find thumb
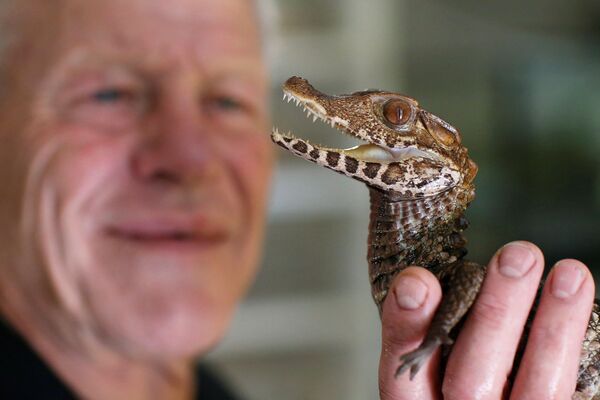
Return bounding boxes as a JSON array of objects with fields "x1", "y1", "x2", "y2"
[{"x1": 379, "y1": 267, "x2": 443, "y2": 400}]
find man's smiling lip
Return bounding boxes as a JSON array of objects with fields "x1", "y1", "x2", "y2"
[{"x1": 104, "y1": 217, "x2": 231, "y2": 248}]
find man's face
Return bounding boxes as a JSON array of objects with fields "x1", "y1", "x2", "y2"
[{"x1": 0, "y1": 0, "x2": 272, "y2": 358}]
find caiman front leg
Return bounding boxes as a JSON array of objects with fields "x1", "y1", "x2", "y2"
[{"x1": 395, "y1": 260, "x2": 486, "y2": 379}]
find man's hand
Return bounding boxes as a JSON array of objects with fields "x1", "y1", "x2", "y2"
[{"x1": 379, "y1": 241, "x2": 595, "y2": 399}]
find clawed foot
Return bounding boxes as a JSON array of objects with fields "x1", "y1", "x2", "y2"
[{"x1": 395, "y1": 335, "x2": 452, "y2": 380}]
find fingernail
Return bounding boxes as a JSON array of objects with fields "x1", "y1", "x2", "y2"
[
  {"x1": 497, "y1": 242, "x2": 535, "y2": 278},
  {"x1": 394, "y1": 274, "x2": 428, "y2": 310},
  {"x1": 551, "y1": 261, "x2": 585, "y2": 299}
]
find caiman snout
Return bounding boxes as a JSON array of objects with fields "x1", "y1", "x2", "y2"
[{"x1": 283, "y1": 76, "x2": 332, "y2": 104}]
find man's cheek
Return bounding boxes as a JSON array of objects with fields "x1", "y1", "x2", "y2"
[
  {"x1": 38, "y1": 139, "x2": 130, "y2": 261},
  {"x1": 227, "y1": 138, "x2": 273, "y2": 199},
  {"x1": 55, "y1": 135, "x2": 129, "y2": 187}
]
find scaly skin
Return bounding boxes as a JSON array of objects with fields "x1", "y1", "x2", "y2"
[{"x1": 271, "y1": 76, "x2": 600, "y2": 398}]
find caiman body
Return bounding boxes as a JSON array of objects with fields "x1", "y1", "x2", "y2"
[{"x1": 271, "y1": 76, "x2": 600, "y2": 399}]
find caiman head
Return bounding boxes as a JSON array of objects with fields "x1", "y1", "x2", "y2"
[{"x1": 272, "y1": 76, "x2": 478, "y2": 200}]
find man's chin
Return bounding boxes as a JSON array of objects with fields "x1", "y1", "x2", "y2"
[
  {"x1": 81, "y1": 233, "x2": 255, "y2": 360},
  {"x1": 92, "y1": 234, "x2": 238, "y2": 282},
  {"x1": 97, "y1": 293, "x2": 234, "y2": 360}
]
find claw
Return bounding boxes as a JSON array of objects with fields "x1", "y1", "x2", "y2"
[
  {"x1": 395, "y1": 346, "x2": 433, "y2": 380},
  {"x1": 394, "y1": 336, "x2": 451, "y2": 380}
]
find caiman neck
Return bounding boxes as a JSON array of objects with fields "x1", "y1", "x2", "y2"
[{"x1": 366, "y1": 185, "x2": 474, "y2": 306}]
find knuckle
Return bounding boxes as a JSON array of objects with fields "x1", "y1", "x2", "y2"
[
  {"x1": 380, "y1": 309, "x2": 434, "y2": 348},
  {"x1": 469, "y1": 291, "x2": 514, "y2": 330},
  {"x1": 528, "y1": 320, "x2": 565, "y2": 348}
]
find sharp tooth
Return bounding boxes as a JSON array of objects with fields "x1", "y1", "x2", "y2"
[
  {"x1": 312, "y1": 115, "x2": 318, "y2": 122},
  {"x1": 330, "y1": 120, "x2": 335, "y2": 128}
]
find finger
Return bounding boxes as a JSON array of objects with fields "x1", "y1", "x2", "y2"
[
  {"x1": 379, "y1": 267, "x2": 443, "y2": 400},
  {"x1": 511, "y1": 259, "x2": 595, "y2": 400},
  {"x1": 442, "y1": 241, "x2": 544, "y2": 400}
]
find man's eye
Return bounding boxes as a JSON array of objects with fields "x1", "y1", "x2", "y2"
[
  {"x1": 92, "y1": 88, "x2": 133, "y2": 103},
  {"x1": 63, "y1": 86, "x2": 145, "y2": 131},
  {"x1": 211, "y1": 96, "x2": 243, "y2": 111}
]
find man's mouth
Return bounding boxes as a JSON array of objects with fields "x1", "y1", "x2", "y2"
[{"x1": 105, "y1": 220, "x2": 229, "y2": 247}]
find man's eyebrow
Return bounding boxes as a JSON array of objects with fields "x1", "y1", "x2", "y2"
[
  {"x1": 35, "y1": 51, "x2": 142, "y2": 108},
  {"x1": 43, "y1": 50, "x2": 137, "y2": 81},
  {"x1": 40, "y1": 47, "x2": 266, "y2": 95}
]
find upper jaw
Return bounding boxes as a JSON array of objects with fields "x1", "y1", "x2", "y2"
[{"x1": 282, "y1": 89, "x2": 346, "y2": 129}]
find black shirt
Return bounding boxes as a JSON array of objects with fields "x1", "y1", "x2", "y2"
[{"x1": 0, "y1": 319, "x2": 240, "y2": 399}]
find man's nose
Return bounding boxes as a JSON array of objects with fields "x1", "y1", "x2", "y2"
[{"x1": 131, "y1": 97, "x2": 220, "y2": 185}]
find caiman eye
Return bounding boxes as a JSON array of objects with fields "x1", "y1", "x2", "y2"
[{"x1": 382, "y1": 99, "x2": 412, "y2": 126}]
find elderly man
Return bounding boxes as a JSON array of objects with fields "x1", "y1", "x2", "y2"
[
  {"x1": 0, "y1": 0, "x2": 272, "y2": 398},
  {"x1": 0, "y1": 0, "x2": 594, "y2": 399}
]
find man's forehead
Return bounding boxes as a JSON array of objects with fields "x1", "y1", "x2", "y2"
[
  {"x1": 51, "y1": 49, "x2": 265, "y2": 83},
  {"x1": 7, "y1": 0, "x2": 260, "y2": 36},
  {"x1": 31, "y1": 0, "x2": 264, "y2": 78},
  {"x1": 58, "y1": 0, "x2": 257, "y2": 24},
  {"x1": 58, "y1": 0, "x2": 261, "y2": 54},
  {"x1": 2, "y1": 0, "x2": 260, "y2": 64}
]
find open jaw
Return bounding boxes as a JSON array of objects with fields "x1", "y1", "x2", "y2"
[{"x1": 271, "y1": 90, "x2": 461, "y2": 197}]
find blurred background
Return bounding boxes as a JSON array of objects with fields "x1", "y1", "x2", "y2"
[{"x1": 209, "y1": 0, "x2": 600, "y2": 398}]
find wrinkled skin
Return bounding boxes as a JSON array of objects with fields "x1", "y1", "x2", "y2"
[{"x1": 0, "y1": 0, "x2": 272, "y2": 398}]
